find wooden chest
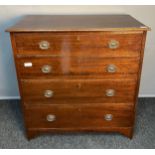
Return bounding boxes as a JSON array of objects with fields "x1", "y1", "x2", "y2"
[{"x1": 6, "y1": 15, "x2": 149, "y2": 139}]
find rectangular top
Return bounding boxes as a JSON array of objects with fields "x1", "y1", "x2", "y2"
[{"x1": 6, "y1": 15, "x2": 150, "y2": 32}]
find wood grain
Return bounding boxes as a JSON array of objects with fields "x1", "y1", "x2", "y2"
[
  {"x1": 25, "y1": 103, "x2": 134, "y2": 128},
  {"x1": 17, "y1": 57, "x2": 140, "y2": 78},
  {"x1": 14, "y1": 32, "x2": 143, "y2": 57},
  {"x1": 6, "y1": 15, "x2": 150, "y2": 32},
  {"x1": 21, "y1": 78, "x2": 137, "y2": 104},
  {"x1": 6, "y1": 15, "x2": 149, "y2": 139},
  {"x1": 26, "y1": 127, "x2": 134, "y2": 140}
]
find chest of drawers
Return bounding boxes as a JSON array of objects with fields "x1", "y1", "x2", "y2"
[{"x1": 6, "y1": 15, "x2": 149, "y2": 139}]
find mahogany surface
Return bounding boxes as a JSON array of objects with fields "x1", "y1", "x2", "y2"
[
  {"x1": 6, "y1": 15, "x2": 149, "y2": 139},
  {"x1": 14, "y1": 32, "x2": 143, "y2": 57},
  {"x1": 25, "y1": 103, "x2": 134, "y2": 128},
  {"x1": 17, "y1": 57, "x2": 140, "y2": 78},
  {"x1": 21, "y1": 78, "x2": 137, "y2": 104},
  {"x1": 6, "y1": 15, "x2": 150, "y2": 32}
]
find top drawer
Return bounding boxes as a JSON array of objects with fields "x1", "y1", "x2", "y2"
[{"x1": 14, "y1": 32, "x2": 143, "y2": 57}]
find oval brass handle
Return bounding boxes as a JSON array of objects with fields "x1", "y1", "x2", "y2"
[
  {"x1": 39, "y1": 41, "x2": 50, "y2": 50},
  {"x1": 44, "y1": 90, "x2": 54, "y2": 98},
  {"x1": 107, "y1": 64, "x2": 117, "y2": 73},
  {"x1": 108, "y1": 40, "x2": 119, "y2": 49},
  {"x1": 106, "y1": 89, "x2": 115, "y2": 97},
  {"x1": 46, "y1": 114, "x2": 56, "y2": 122},
  {"x1": 104, "y1": 114, "x2": 113, "y2": 121},
  {"x1": 41, "y1": 65, "x2": 52, "y2": 73}
]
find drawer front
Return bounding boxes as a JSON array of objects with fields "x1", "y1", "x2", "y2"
[
  {"x1": 21, "y1": 78, "x2": 137, "y2": 103},
  {"x1": 25, "y1": 103, "x2": 134, "y2": 128},
  {"x1": 17, "y1": 57, "x2": 140, "y2": 78},
  {"x1": 14, "y1": 32, "x2": 142, "y2": 57}
]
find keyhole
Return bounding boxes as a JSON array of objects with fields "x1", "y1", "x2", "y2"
[
  {"x1": 77, "y1": 83, "x2": 82, "y2": 89},
  {"x1": 77, "y1": 36, "x2": 80, "y2": 41}
]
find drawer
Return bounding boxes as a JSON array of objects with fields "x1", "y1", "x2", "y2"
[
  {"x1": 25, "y1": 103, "x2": 134, "y2": 128},
  {"x1": 21, "y1": 78, "x2": 137, "y2": 104},
  {"x1": 17, "y1": 57, "x2": 140, "y2": 78},
  {"x1": 14, "y1": 32, "x2": 142, "y2": 57}
]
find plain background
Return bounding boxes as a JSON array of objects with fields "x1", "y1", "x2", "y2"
[{"x1": 0, "y1": 5, "x2": 154, "y2": 99}]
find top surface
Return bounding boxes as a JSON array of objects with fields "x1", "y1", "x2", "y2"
[{"x1": 6, "y1": 15, "x2": 150, "y2": 32}]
